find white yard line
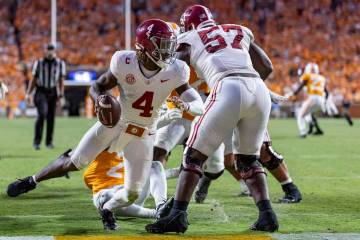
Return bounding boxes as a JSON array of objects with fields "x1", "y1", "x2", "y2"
[{"x1": 272, "y1": 233, "x2": 360, "y2": 240}]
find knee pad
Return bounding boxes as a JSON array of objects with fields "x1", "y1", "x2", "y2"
[
  {"x1": 204, "y1": 170, "x2": 224, "y2": 180},
  {"x1": 260, "y1": 142, "x2": 284, "y2": 170},
  {"x1": 181, "y1": 148, "x2": 207, "y2": 177},
  {"x1": 235, "y1": 154, "x2": 266, "y2": 180}
]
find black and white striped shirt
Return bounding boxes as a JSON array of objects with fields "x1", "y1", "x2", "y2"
[{"x1": 32, "y1": 58, "x2": 66, "y2": 89}]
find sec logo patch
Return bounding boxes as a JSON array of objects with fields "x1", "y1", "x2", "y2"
[{"x1": 125, "y1": 74, "x2": 136, "y2": 85}]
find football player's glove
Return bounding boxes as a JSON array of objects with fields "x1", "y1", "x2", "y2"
[
  {"x1": 168, "y1": 96, "x2": 190, "y2": 111},
  {"x1": 269, "y1": 90, "x2": 288, "y2": 104}
]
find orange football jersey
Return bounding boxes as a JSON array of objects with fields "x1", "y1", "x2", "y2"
[
  {"x1": 300, "y1": 73, "x2": 326, "y2": 96},
  {"x1": 83, "y1": 151, "x2": 125, "y2": 195}
]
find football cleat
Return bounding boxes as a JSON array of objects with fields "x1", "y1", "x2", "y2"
[
  {"x1": 307, "y1": 124, "x2": 314, "y2": 135},
  {"x1": 194, "y1": 176, "x2": 211, "y2": 203},
  {"x1": 7, "y1": 176, "x2": 37, "y2": 197},
  {"x1": 145, "y1": 209, "x2": 188, "y2": 234},
  {"x1": 250, "y1": 209, "x2": 279, "y2": 232},
  {"x1": 33, "y1": 144, "x2": 40, "y2": 150},
  {"x1": 155, "y1": 196, "x2": 174, "y2": 220},
  {"x1": 313, "y1": 129, "x2": 324, "y2": 135},
  {"x1": 46, "y1": 143, "x2": 55, "y2": 149},
  {"x1": 278, "y1": 183, "x2": 302, "y2": 203},
  {"x1": 100, "y1": 209, "x2": 118, "y2": 231}
]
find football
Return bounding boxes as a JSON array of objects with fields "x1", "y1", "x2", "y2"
[{"x1": 96, "y1": 95, "x2": 121, "y2": 128}]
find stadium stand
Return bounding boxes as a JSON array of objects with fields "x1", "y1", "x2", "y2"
[{"x1": 0, "y1": 0, "x2": 359, "y2": 113}]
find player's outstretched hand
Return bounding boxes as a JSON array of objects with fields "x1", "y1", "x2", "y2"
[{"x1": 270, "y1": 90, "x2": 288, "y2": 104}]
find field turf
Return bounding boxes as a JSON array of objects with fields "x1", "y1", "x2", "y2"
[{"x1": 0, "y1": 118, "x2": 359, "y2": 238}]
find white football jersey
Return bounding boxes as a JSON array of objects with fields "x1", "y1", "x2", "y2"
[
  {"x1": 177, "y1": 24, "x2": 260, "y2": 88},
  {"x1": 110, "y1": 51, "x2": 189, "y2": 127}
]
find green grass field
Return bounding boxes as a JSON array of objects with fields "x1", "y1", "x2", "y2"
[{"x1": 0, "y1": 118, "x2": 360, "y2": 238}]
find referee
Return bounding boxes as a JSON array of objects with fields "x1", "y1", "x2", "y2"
[{"x1": 25, "y1": 43, "x2": 66, "y2": 150}]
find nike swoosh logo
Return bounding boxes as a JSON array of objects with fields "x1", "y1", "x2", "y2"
[{"x1": 160, "y1": 79, "x2": 170, "y2": 83}]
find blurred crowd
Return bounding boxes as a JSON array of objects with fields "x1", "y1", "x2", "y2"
[{"x1": 0, "y1": 0, "x2": 359, "y2": 112}]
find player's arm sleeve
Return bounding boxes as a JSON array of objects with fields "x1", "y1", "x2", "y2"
[
  {"x1": 179, "y1": 87, "x2": 204, "y2": 116},
  {"x1": 174, "y1": 62, "x2": 204, "y2": 116}
]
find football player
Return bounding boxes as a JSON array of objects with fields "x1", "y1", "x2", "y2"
[
  {"x1": 0, "y1": 81, "x2": 8, "y2": 100},
  {"x1": 152, "y1": 22, "x2": 225, "y2": 205},
  {"x1": 309, "y1": 88, "x2": 354, "y2": 133},
  {"x1": 6, "y1": 19, "x2": 204, "y2": 231},
  {"x1": 146, "y1": 5, "x2": 278, "y2": 234},
  {"x1": 84, "y1": 151, "x2": 156, "y2": 219},
  {"x1": 196, "y1": 91, "x2": 302, "y2": 204},
  {"x1": 221, "y1": 128, "x2": 302, "y2": 203},
  {"x1": 84, "y1": 107, "x2": 183, "y2": 219},
  {"x1": 287, "y1": 63, "x2": 326, "y2": 138}
]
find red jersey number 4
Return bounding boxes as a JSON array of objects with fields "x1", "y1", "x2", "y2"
[
  {"x1": 197, "y1": 24, "x2": 244, "y2": 53},
  {"x1": 132, "y1": 91, "x2": 154, "y2": 117}
]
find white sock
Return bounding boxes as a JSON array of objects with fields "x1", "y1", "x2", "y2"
[
  {"x1": 165, "y1": 167, "x2": 180, "y2": 179},
  {"x1": 116, "y1": 204, "x2": 156, "y2": 218},
  {"x1": 32, "y1": 175, "x2": 38, "y2": 184},
  {"x1": 149, "y1": 161, "x2": 167, "y2": 208},
  {"x1": 240, "y1": 179, "x2": 249, "y2": 193},
  {"x1": 280, "y1": 178, "x2": 293, "y2": 185},
  {"x1": 103, "y1": 188, "x2": 133, "y2": 211}
]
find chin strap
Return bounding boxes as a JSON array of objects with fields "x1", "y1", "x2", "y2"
[{"x1": 145, "y1": 51, "x2": 166, "y2": 69}]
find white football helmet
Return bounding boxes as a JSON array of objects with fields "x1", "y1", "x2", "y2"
[{"x1": 304, "y1": 63, "x2": 319, "y2": 74}]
